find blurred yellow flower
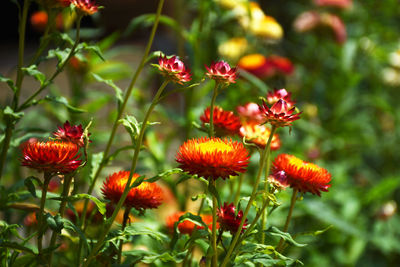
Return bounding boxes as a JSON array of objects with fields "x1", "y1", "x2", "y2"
[
  {"x1": 218, "y1": 38, "x2": 248, "y2": 62},
  {"x1": 216, "y1": 0, "x2": 248, "y2": 9}
]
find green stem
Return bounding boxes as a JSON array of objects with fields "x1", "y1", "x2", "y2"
[
  {"x1": 0, "y1": 0, "x2": 30, "y2": 181},
  {"x1": 276, "y1": 188, "x2": 298, "y2": 252},
  {"x1": 220, "y1": 126, "x2": 276, "y2": 267},
  {"x1": 117, "y1": 208, "x2": 131, "y2": 264},
  {"x1": 18, "y1": 16, "x2": 83, "y2": 111},
  {"x1": 211, "y1": 179, "x2": 218, "y2": 267},
  {"x1": 29, "y1": 10, "x2": 55, "y2": 66},
  {"x1": 208, "y1": 84, "x2": 219, "y2": 137},
  {"x1": 79, "y1": 0, "x2": 165, "y2": 231},
  {"x1": 81, "y1": 80, "x2": 168, "y2": 267},
  {"x1": 48, "y1": 175, "x2": 73, "y2": 266},
  {"x1": 37, "y1": 173, "x2": 52, "y2": 257},
  {"x1": 233, "y1": 173, "x2": 244, "y2": 204}
]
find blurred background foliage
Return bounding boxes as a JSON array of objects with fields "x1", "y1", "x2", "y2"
[{"x1": 1, "y1": 0, "x2": 400, "y2": 266}]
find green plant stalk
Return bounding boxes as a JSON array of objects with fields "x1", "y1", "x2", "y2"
[
  {"x1": 220, "y1": 126, "x2": 276, "y2": 267},
  {"x1": 0, "y1": 0, "x2": 30, "y2": 181},
  {"x1": 80, "y1": 0, "x2": 165, "y2": 228},
  {"x1": 48, "y1": 175, "x2": 73, "y2": 266},
  {"x1": 208, "y1": 84, "x2": 219, "y2": 137},
  {"x1": 233, "y1": 173, "x2": 244, "y2": 204},
  {"x1": 37, "y1": 173, "x2": 52, "y2": 256},
  {"x1": 81, "y1": 81, "x2": 168, "y2": 267},
  {"x1": 276, "y1": 188, "x2": 298, "y2": 252},
  {"x1": 211, "y1": 179, "x2": 218, "y2": 267},
  {"x1": 117, "y1": 207, "x2": 131, "y2": 264},
  {"x1": 18, "y1": 16, "x2": 82, "y2": 111}
]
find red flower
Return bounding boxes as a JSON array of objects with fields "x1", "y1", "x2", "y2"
[
  {"x1": 271, "y1": 154, "x2": 332, "y2": 196},
  {"x1": 101, "y1": 171, "x2": 164, "y2": 210},
  {"x1": 21, "y1": 140, "x2": 81, "y2": 174},
  {"x1": 200, "y1": 106, "x2": 241, "y2": 136},
  {"x1": 267, "y1": 55, "x2": 295, "y2": 76},
  {"x1": 237, "y1": 54, "x2": 274, "y2": 78},
  {"x1": 239, "y1": 122, "x2": 281, "y2": 150},
  {"x1": 70, "y1": 0, "x2": 98, "y2": 15},
  {"x1": 155, "y1": 55, "x2": 191, "y2": 84},
  {"x1": 30, "y1": 11, "x2": 48, "y2": 32},
  {"x1": 259, "y1": 99, "x2": 301, "y2": 128},
  {"x1": 217, "y1": 203, "x2": 248, "y2": 234},
  {"x1": 205, "y1": 61, "x2": 237, "y2": 85},
  {"x1": 165, "y1": 212, "x2": 214, "y2": 235},
  {"x1": 176, "y1": 137, "x2": 249, "y2": 180},
  {"x1": 53, "y1": 121, "x2": 87, "y2": 147},
  {"x1": 313, "y1": 0, "x2": 352, "y2": 9},
  {"x1": 266, "y1": 88, "x2": 295, "y2": 108},
  {"x1": 237, "y1": 102, "x2": 265, "y2": 124}
]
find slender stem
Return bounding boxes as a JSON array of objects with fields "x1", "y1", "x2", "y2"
[
  {"x1": 233, "y1": 173, "x2": 244, "y2": 204},
  {"x1": 82, "y1": 81, "x2": 168, "y2": 267},
  {"x1": 37, "y1": 173, "x2": 52, "y2": 256},
  {"x1": 211, "y1": 179, "x2": 218, "y2": 267},
  {"x1": 276, "y1": 188, "x2": 298, "y2": 252},
  {"x1": 79, "y1": 0, "x2": 165, "y2": 230},
  {"x1": 220, "y1": 126, "x2": 276, "y2": 267},
  {"x1": 48, "y1": 175, "x2": 73, "y2": 266},
  {"x1": 18, "y1": 16, "x2": 83, "y2": 111},
  {"x1": 0, "y1": 0, "x2": 30, "y2": 181},
  {"x1": 208, "y1": 84, "x2": 219, "y2": 137},
  {"x1": 117, "y1": 208, "x2": 131, "y2": 264}
]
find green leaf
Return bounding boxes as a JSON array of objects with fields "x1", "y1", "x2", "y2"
[
  {"x1": 21, "y1": 65, "x2": 46, "y2": 86},
  {"x1": 70, "y1": 194, "x2": 106, "y2": 215},
  {"x1": 3, "y1": 106, "x2": 24, "y2": 120},
  {"x1": 0, "y1": 241, "x2": 37, "y2": 255},
  {"x1": 265, "y1": 226, "x2": 307, "y2": 247},
  {"x1": 123, "y1": 224, "x2": 168, "y2": 242},
  {"x1": 47, "y1": 48, "x2": 70, "y2": 67},
  {"x1": 45, "y1": 214, "x2": 63, "y2": 233},
  {"x1": 91, "y1": 73, "x2": 123, "y2": 106},
  {"x1": 146, "y1": 168, "x2": 184, "y2": 183},
  {"x1": 239, "y1": 69, "x2": 270, "y2": 94},
  {"x1": 129, "y1": 175, "x2": 146, "y2": 189},
  {"x1": 43, "y1": 95, "x2": 86, "y2": 113},
  {"x1": 61, "y1": 218, "x2": 89, "y2": 250},
  {"x1": 142, "y1": 251, "x2": 187, "y2": 264},
  {"x1": 119, "y1": 115, "x2": 140, "y2": 145},
  {"x1": 294, "y1": 225, "x2": 333, "y2": 238},
  {"x1": 176, "y1": 174, "x2": 193, "y2": 185},
  {"x1": 89, "y1": 152, "x2": 103, "y2": 183},
  {"x1": 81, "y1": 43, "x2": 105, "y2": 61},
  {"x1": 24, "y1": 177, "x2": 37, "y2": 198},
  {"x1": 0, "y1": 74, "x2": 17, "y2": 92}
]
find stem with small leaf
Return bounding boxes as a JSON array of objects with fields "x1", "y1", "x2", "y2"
[
  {"x1": 37, "y1": 173, "x2": 52, "y2": 256},
  {"x1": 117, "y1": 207, "x2": 132, "y2": 264},
  {"x1": 276, "y1": 188, "x2": 298, "y2": 252}
]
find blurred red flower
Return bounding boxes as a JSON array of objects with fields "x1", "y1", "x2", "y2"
[
  {"x1": 200, "y1": 106, "x2": 241, "y2": 136},
  {"x1": 239, "y1": 122, "x2": 281, "y2": 150},
  {"x1": 165, "y1": 212, "x2": 214, "y2": 235}
]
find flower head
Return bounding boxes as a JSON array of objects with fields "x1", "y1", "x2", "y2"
[
  {"x1": 267, "y1": 55, "x2": 295, "y2": 76},
  {"x1": 217, "y1": 202, "x2": 248, "y2": 234},
  {"x1": 21, "y1": 140, "x2": 81, "y2": 174},
  {"x1": 200, "y1": 106, "x2": 241, "y2": 136},
  {"x1": 259, "y1": 99, "x2": 301, "y2": 128},
  {"x1": 266, "y1": 88, "x2": 295, "y2": 107},
  {"x1": 155, "y1": 55, "x2": 191, "y2": 84},
  {"x1": 205, "y1": 61, "x2": 237, "y2": 85},
  {"x1": 237, "y1": 102, "x2": 265, "y2": 124},
  {"x1": 313, "y1": 0, "x2": 352, "y2": 9},
  {"x1": 238, "y1": 55, "x2": 294, "y2": 78},
  {"x1": 101, "y1": 171, "x2": 163, "y2": 210},
  {"x1": 271, "y1": 154, "x2": 332, "y2": 196},
  {"x1": 218, "y1": 37, "x2": 248, "y2": 61},
  {"x1": 239, "y1": 122, "x2": 281, "y2": 150},
  {"x1": 70, "y1": 0, "x2": 98, "y2": 15},
  {"x1": 30, "y1": 11, "x2": 49, "y2": 32},
  {"x1": 53, "y1": 121, "x2": 87, "y2": 147},
  {"x1": 166, "y1": 212, "x2": 214, "y2": 235},
  {"x1": 176, "y1": 137, "x2": 249, "y2": 180}
]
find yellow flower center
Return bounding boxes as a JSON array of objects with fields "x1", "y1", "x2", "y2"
[
  {"x1": 197, "y1": 140, "x2": 233, "y2": 154},
  {"x1": 288, "y1": 155, "x2": 320, "y2": 171}
]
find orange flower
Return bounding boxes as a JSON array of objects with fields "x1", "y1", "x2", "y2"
[
  {"x1": 176, "y1": 137, "x2": 249, "y2": 180},
  {"x1": 24, "y1": 212, "x2": 38, "y2": 227},
  {"x1": 200, "y1": 106, "x2": 241, "y2": 136},
  {"x1": 30, "y1": 11, "x2": 48, "y2": 32},
  {"x1": 237, "y1": 102, "x2": 265, "y2": 124},
  {"x1": 71, "y1": 0, "x2": 99, "y2": 15},
  {"x1": 239, "y1": 122, "x2": 281, "y2": 150},
  {"x1": 155, "y1": 55, "x2": 191, "y2": 84},
  {"x1": 20, "y1": 140, "x2": 81, "y2": 174},
  {"x1": 205, "y1": 61, "x2": 237, "y2": 85},
  {"x1": 271, "y1": 154, "x2": 332, "y2": 196},
  {"x1": 165, "y1": 212, "x2": 214, "y2": 235},
  {"x1": 101, "y1": 171, "x2": 163, "y2": 210},
  {"x1": 238, "y1": 54, "x2": 274, "y2": 78},
  {"x1": 259, "y1": 99, "x2": 301, "y2": 128},
  {"x1": 266, "y1": 88, "x2": 295, "y2": 108}
]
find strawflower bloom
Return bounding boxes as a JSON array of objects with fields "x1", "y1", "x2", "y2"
[
  {"x1": 21, "y1": 140, "x2": 81, "y2": 174},
  {"x1": 271, "y1": 154, "x2": 332, "y2": 196},
  {"x1": 166, "y1": 212, "x2": 214, "y2": 235},
  {"x1": 237, "y1": 54, "x2": 274, "y2": 78},
  {"x1": 217, "y1": 202, "x2": 248, "y2": 234},
  {"x1": 155, "y1": 55, "x2": 191, "y2": 84},
  {"x1": 313, "y1": 0, "x2": 352, "y2": 9},
  {"x1": 30, "y1": 11, "x2": 49, "y2": 32},
  {"x1": 176, "y1": 137, "x2": 249, "y2": 180},
  {"x1": 200, "y1": 106, "x2": 241, "y2": 136},
  {"x1": 53, "y1": 121, "x2": 87, "y2": 147},
  {"x1": 205, "y1": 61, "x2": 237, "y2": 85},
  {"x1": 70, "y1": 0, "x2": 99, "y2": 15},
  {"x1": 259, "y1": 99, "x2": 301, "y2": 128},
  {"x1": 237, "y1": 102, "x2": 265, "y2": 124},
  {"x1": 239, "y1": 122, "x2": 281, "y2": 150},
  {"x1": 267, "y1": 55, "x2": 295, "y2": 76},
  {"x1": 266, "y1": 88, "x2": 295, "y2": 107},
  {"x1": 101, "y1": 171, "x2": 163, "y2": 210},
  {"x1": 218, "y1": 37, "x2": 248, "y2": 62}
]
